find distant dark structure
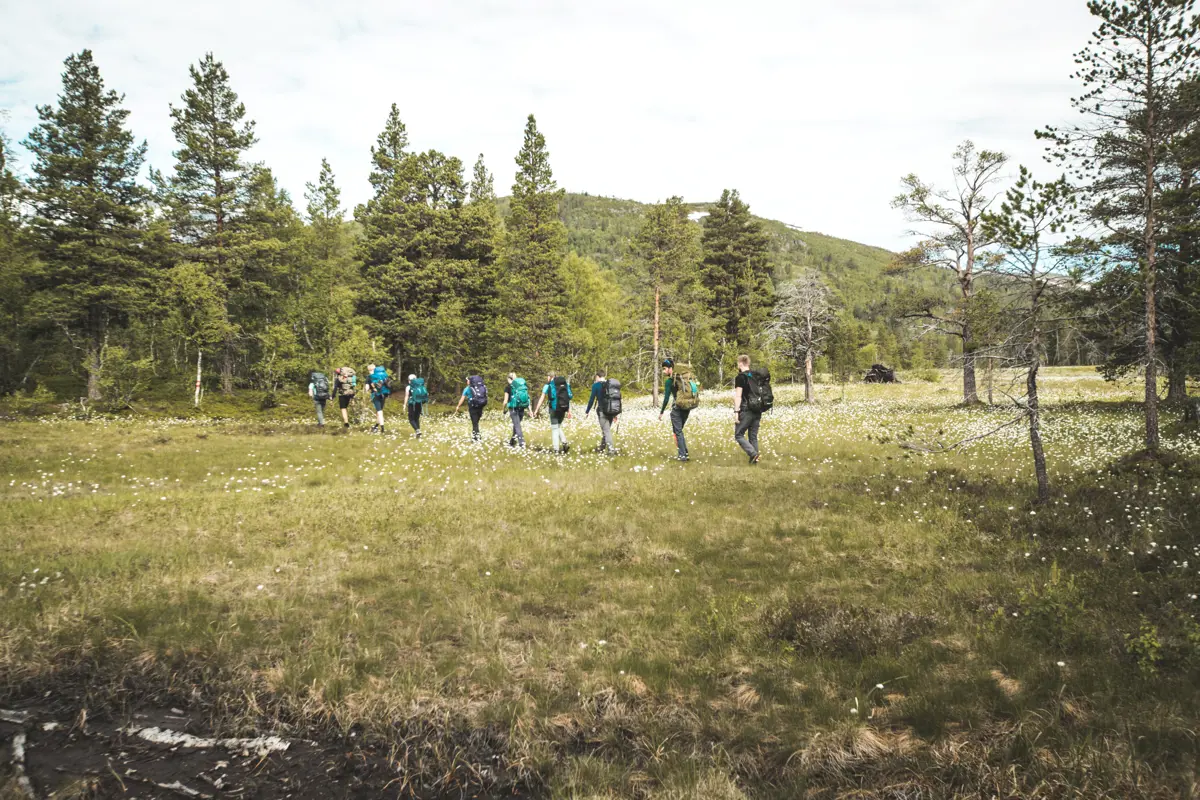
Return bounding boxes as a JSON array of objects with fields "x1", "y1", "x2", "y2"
[{"x1": 863, "y1": 364, "x2": 899, "y2": 384}]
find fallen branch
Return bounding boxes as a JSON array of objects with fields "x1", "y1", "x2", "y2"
[
  {"x1": 11, "y1": 732, "x2": 37, "y2": 799},
  {"x1": 900, "y1": 411, "x2": 1030, "y2": 453}
]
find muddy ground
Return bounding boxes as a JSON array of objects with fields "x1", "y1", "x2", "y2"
[{"x1": 1, "y1": 704, "x2": 531, "y2": 799}]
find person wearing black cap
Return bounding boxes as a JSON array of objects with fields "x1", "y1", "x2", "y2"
[{"x1": 658, "y1": 358, "x2": 690, "y2": 461}]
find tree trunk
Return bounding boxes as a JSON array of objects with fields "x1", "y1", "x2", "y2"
[
  {"x1": 804, "y1": 347, "x2": 814, "y2": 403},
  {"x1": 221, "y1": 336, "x2": 234, "y2": 395},
  {"x1": 652, "y1": 285, "x2": 661, "y2": 408},
  {"x1": 962, "y1": 348, "x2": 979, "y2": 405},
  {"x1": 1028, "y1": 359, "x2": 1049, "y2": 502},
  {"x1": 194, "y1": 349, "x2": 203, "y2": 407},
  {"x1": 1143, "y1": 44, "x2": 1160, "y2": 454},
  {"x1": 86, "y1": 336, "x2": 103, "y2": 402},
  {"x1": 1166, "y1": 358, "x2": 1189, "y2": 404}
]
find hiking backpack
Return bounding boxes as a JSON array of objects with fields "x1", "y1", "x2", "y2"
[
  {"x1": 549, "y1": 376, "x2": 572, "y2": 412},
  {"x1": 467, "y1": 375, "x2": 488, "y2": 408},
  {"x1": 311, "y1": 372, "x2": 330, "y2": 401},
  {"x1": 339, "y1": 367, "x2": 357, "y2": 396},
  {"x1": 370, "y1": 367, "x2": 391, "y2": 396},
  {"x1": 745, "y1": 368, "x2": 774, "y2": 413},
  {"x1": 673, "y1": 364, "x2": 700, "y2": 410},
  {"x1": 409, "y1": 377, "x2": 429, "y2": 405},
  {"x1": 600, "y1": 378, "x2": 622, "y2": 417},
  {"x1": 509, "y1": 378, "x2": 530, "y2": 409}
]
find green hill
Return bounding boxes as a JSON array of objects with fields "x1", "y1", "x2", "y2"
[{"x1": 500, "y1": 192, "x2": 946, "y2": 329}]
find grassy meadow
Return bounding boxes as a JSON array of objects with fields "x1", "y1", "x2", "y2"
[{"x1": 2, "y1": 368, "x2": 1200, "y2": 798}]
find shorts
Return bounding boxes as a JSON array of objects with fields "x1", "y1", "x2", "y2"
[
  {"x1": 338, "y1": 394, "x2": 353, "y2": 409},
  {"x1": 372, "y1": 396, "x2": 386, "y2": 412}
]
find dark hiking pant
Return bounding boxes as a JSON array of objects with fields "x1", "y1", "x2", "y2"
[
  {"x1": 735, "y1": 409, "x2": 761, "y2": 459},
  {"x1": 468, "y1": 405, "x2": 483, "y2": 439},
  {"x1": 670, "y1": 407, "x2": 690, "y2": 459}
]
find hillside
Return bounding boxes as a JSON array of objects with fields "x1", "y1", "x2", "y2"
[{"x1": 501, "y1": 192, "x2": 947, "y2": 330}]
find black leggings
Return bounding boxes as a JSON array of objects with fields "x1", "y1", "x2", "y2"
[
  {"x1": 468, "y1": 405, "x2": 483, "y2": 439},
  {"x1": 408, "y1": 403, "x2": 422, "y2": 432}
]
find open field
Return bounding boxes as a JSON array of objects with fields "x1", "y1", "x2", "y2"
[{"x1": 2, "y1": 368, "x2": 1200, "y2": 798}]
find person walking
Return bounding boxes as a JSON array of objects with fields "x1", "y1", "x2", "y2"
[
  {"x1": 584, "y1": 370, "x2": 621, "y2": 453},
  {"x1": 658, "y1": 358, "x2": 699, "y2": 461},
  {"x1": 333, "y1": 366, "x2": 357, "y2": 429},
  {"x1": 732, "y1": 354, "x2": 772, "y2": 464},
  {"x1": 309, "y1": 370, "x2": 331, "y2": 427},
  {"x1": 367, "y1": 363, "x2": 391, "y2": 433},
  {"x1": 504, "y1": 373, "x2": 531, "y2": 447},
  {"x1": 403, "y1": 373, "x2": 427, "y2": 438},
  {"x1": 454, "y1": 374, "x2": 489, "y2": 440},
  {"x1": 533, "y1": 371, "x2": 572, "y2": 453}
]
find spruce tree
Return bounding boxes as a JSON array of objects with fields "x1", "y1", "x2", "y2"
[
  {"x1": 23, "y1": 50, "x2": 149, "y2": 401},
  {"x1": 470, "y1": 154, "x2": 496, "y2": 205},
  {"x1": 159, "y1": 52, "x2": 257, "y2": 394},
  {"x1": 0, "y1": 119, "x2": 36, "y2": 394},
  {"x1": 700, "y1": 189, "x2": 774, "y2": 382},
  {"x1": 496, "y1": 114, "x2": 569, "y2": 374},
  {"x1": 301, "y1": 159, "x2": 358, "y2": 362}
]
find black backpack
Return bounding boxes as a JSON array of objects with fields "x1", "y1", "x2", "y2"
[
  {"x1": 600, "y1": 378, "x2": 622, "y2": 416},
  {"x1": 311, "y1": 372, "x2": 330, "y2": 401},
  {"x1": 551, "y1": 376, "x2": 572, "y2": 412},
  {"x1": 745, "y1": 368, "x2": 774, "y2": 413}
]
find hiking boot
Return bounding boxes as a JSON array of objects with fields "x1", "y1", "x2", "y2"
[
  {"x1": 343, "y1": 422, "x2": 350, "y2": 429},
  {"x1": 750, "y1": 453, "x2": 761, "y2": 465},
  {"x1": 562, "y1": 443, "x2": 571, "y2": 454}
]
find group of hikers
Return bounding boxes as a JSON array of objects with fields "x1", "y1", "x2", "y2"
[{"x1": 306, "y1": 355, "x2": 774, "y2": 463}]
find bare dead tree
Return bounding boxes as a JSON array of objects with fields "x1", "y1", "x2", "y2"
[
  {"x1": 764, "y1": 270, "x2": 835, "y2": 402},
  {"x1": 892, "y1": 141, "x2": 1009, "y2": 405}
]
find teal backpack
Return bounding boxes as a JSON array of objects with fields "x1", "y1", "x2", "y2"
[
  {"x1": 409, "y1": 377, "x2": 429, "y2": 404},
  {"x1": 509, "y1": 378, "x2": 530, "y2": 409}
]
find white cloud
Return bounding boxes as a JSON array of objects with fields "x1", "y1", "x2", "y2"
[{"x1": 0, "y1": 0, "x2": 1096, "y2": 249}]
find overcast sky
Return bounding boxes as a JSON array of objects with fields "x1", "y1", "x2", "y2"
[{"x1": 1, "y1": 0, "x2": 1097, "y2": 251}]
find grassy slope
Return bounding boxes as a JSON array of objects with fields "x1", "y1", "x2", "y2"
[{"x1": 2, "y1": 371, "x2": 1200, "y2": 798}]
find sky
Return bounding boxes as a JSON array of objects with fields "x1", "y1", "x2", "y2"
[{"x1": 0, "y1": 0, "x2": 1097, "y2": 251}]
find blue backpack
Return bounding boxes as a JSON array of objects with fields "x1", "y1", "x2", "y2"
[
  {"x1": 409, "y1": 378, "x2": 429, "y2": 405},
  {"x1": 467, "y1": 375, "x2": 488, "y2": 407},
  {"x1": 370, "y1": 366, "x2": 391, "y2": 396}
]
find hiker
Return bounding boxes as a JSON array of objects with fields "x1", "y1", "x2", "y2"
[
  {"x1": 658, "y1": 358, "x2": 699, "y2": 461},
  {"x1": 733, "y1": 354, "x2": 773, "y2": 464},
  {"x1": 504, "y1": 373, "x2": 530, "y2": 447},
  {"x1": 367, "y1": 363, "x2": 391, "y2": 433},
  {"x1": 584, "y1": 370, "x2": 621, "y2": 452},
  {"x1": 403, "y1": 373, "x2": 428, "y2": 438},
  {"x1": 533, "y1": 371, "x2": 572, "y2": 453},
  {"x1": 453, "y1": 373, "x2": 488, "y2": 440},
  {"x1": 333, "y1": 366, "x2": 357, "y2": 429},
  {"x1": 309, "y1": 370, "x2": 331, "y2": 427}
]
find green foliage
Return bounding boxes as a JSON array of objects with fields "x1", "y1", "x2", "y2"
[
  {"x1": 1017, "y1": 561, "x2": 1085, "y2": 649},
  {"x1": 23, "y1": 50, "x2": 150, "y2": 401},
  {"x1": 1126, "y1": 617, "x2": 1163, "y2": 677}
]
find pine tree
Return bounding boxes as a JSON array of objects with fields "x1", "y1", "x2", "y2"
[
  {"x1": 496, "y1": 114, "x2": 569, "y2": 374},
  {"x1": 765, "y1": 270, "x2": 836, "y2": 403},
  {"x1": 470, "y1": 154, "x2": 496, "y2": 205},
  {"x1": 300, "y1": 159, "x2": 358, "y2": 362},
  {"x1": 700, "y1": 189, "x2": 774, "y2": 383},
  {"x1": 23, "y1": 50, "x2": 149, "y2": 401},
  {"x1": 367, "y1": 103, "x2": 411, "y2": 197},
  {"x1": 159, "y1": 52, "x2": 257, "y2": 394},
  {"x1": 1038, "y1": 0, "x2": 1200, "y2": 453}
]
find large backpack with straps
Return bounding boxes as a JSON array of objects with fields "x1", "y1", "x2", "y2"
[
  {"x1": 549, "y1": 376, "x2": 572, "y2": 412},
  {"x1": 370, "y1": 366, "x2": 391, "y2": 396},
  {"x1": 311, "y1": 372, "x2": 330, "y2": 401},
  {"x1": 509, "y1": 378, "x2": 530, "y2": 409},
  {"x1": 409, "y1": 377, "x2": 429, "y2": 404},
  {"x1": 745, "y1": 368, "x2": 774, "y2": 413},
  {"x1": 673, "y1": 364, "x2": 700, "y2": 410},
  {"x1": 600, "y1": 378, "x2": 622, "y2": 416},
  {"x1": 467, "y1": 375, "x2": 488, "y2": 408},
  {"x1": 338, "y1": 367, "x2": 357, "y2": 396}
]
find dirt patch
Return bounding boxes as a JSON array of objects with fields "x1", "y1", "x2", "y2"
[
  {"x1": 761, "y1": 598, "x2": 937, "y2": 659},
  {"x1": 1, "y1": 705, "x2": 532, "y2": 799}
]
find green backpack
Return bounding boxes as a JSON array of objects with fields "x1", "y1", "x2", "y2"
[
  {"x1": 509, "y1": 377, "x2": 530, "y2": 409},
  {"x1": 673, "y1": 364, "x2": 700, "y2": 410}
]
